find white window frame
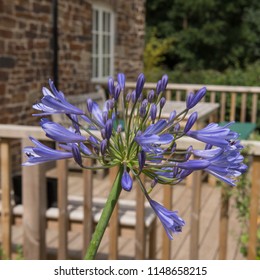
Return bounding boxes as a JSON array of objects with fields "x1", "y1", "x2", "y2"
[{"x1": 91, "y1": 4, "x2": 115, "y2": 82}]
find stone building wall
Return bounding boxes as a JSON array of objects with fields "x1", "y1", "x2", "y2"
[{"x1": 0, "y1": 0, "x2": 145, "y2": 173}]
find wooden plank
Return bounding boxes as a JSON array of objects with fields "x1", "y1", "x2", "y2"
[
  {"x1": 220, "y1": 92, "x2": 226, "y2": 122},
  {"x1": 240, "y1": 93, "x2": 247, "y2": 122},
  {"x1": 148, "y1": 220, "x2": 157, "y2": 259},
  {"x1": 166, "y1": 90, "x2": 171, "y2": 101},
  {"x1": 162, "y1": 185, "x2": 173, "y2": 259},
  {"x1": 248, "y1": 155, "x2": 260, "y2": 259},
  {"x1": 219, "y1": 187, "x2": 229, "y2": 259},
  {"x1": 82, "y1": 158, "x2": 93, "y2": 258},
  {"x1": 0, "y1": 139, "x2": 12, "y2": 259},
  {"x1": 230, "y1": 92, "x2": 236, "y2": 121},
  {"x1": 135, "y1": 173, "x2": 145, "y2": 259},
  {"x1": 57, "y1": 159, "x2": 68, "y2": 259},
  {"x1": 108, "y1": 166, "x2": 119, "y2": 259},
  {"x1": 210, "y1": 91, "x2": 216, "y2": 103},
  {"x1": 176, "y1": 90, "x2": 181, "y2": 101},
  {"x1": 22, "y1": 138, "x2": 47, "y2": 259},
  {"x1": 190, "y1": 170, "x2": 202, "y2": 259},
  {"x1": 251, "y1": 93, "x2": 258, "y2": 123}
]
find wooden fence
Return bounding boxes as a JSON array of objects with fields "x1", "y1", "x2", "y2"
[
  {"x1": 0, "y1": 83, "x2": 260, "y2": 260},
  {"x1": 125, "y1": 82, "x2": 260, "y2": 124}
]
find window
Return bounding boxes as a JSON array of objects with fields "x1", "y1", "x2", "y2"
[{"x1": 92, "y1": 5, "x2": 114, "y2": 81}]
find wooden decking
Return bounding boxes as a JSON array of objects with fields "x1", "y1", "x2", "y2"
[{"x1": 0, "y1": 170, "x2": 245, "y2": 260}]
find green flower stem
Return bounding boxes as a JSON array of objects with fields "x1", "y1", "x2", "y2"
[{"x1": 84, "y1": 166, "x2": 123, "y2": 260}]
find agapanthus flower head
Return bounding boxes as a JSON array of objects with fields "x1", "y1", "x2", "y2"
[{"x1": 23, "y1": 73, "x2": 247, "y2": 240}]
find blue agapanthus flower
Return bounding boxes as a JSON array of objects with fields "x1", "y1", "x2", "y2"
[{"x1": 23, "y1": 73, "x2": 247, "y2": 239}]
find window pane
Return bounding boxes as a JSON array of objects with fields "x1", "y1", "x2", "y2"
[
  {"x1": 92, "y1": 6, "x2": 114, "y2": 79},
  {"x1": 103, "y1": 12, "x2": 106, "y2": 32},
  {"x1": 95, "y1": 10, "x2": 99, "y2": 31},
  {"x1": 107, "y1": 13, "x2": 110, "y2": 32}
]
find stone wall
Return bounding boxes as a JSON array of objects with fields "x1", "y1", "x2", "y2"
[{"x1": 0, "y1": 0, "x2": 145, "y2": 173}]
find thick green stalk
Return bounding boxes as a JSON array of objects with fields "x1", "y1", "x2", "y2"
[{"x1": 84, "y1": 166, "x2": 123, "y2": 260}]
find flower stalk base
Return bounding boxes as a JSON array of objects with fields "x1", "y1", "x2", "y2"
[{"x1": 84, "y1": 167, "x2": 123, "y2": 260}]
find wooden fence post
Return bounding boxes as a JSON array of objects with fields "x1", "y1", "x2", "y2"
[
  {"x1": 248, "y1": 155, "x2": 260, "y2": 259},
  {"x1": 0, "y1": 139, "x2": 12, "y2": 259},
  {"x1": 22, "y1": 138, "x2": 47, "y2": 259},
  {"x1": 190, "y1": 170, "x2": 202, "y2": 259},
  {"x1": 162, "y1": 185, "x2": 173, "y2": 259},
  {"x1": 219, "y1": 187, "x2": 229, "y2": 259},
  {"x1": 57, "y1": 159, "x2": 68, "y2": 259}
]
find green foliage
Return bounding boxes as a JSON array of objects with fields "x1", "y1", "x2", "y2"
[
  {"x1": 146, "y1": 0, "x2": 260, "y2": 71},
  {"x1": 0, "y1": 245, "x2": 24, "y2": 260},
  {"x1": 144, "y1": 28, "x2": 174, "y2": 71},
  {"x1": 231, "y1": 150, "x2": 260, "y2": 259}
]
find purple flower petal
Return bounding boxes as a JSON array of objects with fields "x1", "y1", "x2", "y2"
[{"x1": 40, "y1": 119, "x2": 86, "y2": 143}]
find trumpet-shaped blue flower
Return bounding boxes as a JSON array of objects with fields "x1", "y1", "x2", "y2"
[
  {"x1": 186, "y1": 122, "x2": 239, "y2": 148},
  {"x1": 149, "y1": 198, "x2": 185, "y2": 239},
  {"x1": 23, "y1": 137, "x2": 73, "y2": 166},
  {"x1": 40, "y1": 118, "x2": 86, "y2": 143}
]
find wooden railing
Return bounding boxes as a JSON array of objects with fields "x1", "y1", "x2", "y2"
[
  {"x1": 125, "y1": 82, "x2": 260, "y2": 124},
  {"x1": 0, "y1": 124, "x2": 260, "y2": 259}
]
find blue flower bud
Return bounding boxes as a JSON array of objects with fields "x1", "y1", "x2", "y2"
[
  {"x1": 139, "y1": 106, "x2": 146, "y2": 118},
  {"x1": 160, "y1": 97, "x2": 166, "y2": 109},
  {"x1": 108, "y1": 77, "x2": 115, "y2": 96},
  {"x1": 114, "y1": 84, "x2": 121, "y2": 101},
  {"x1": 86, "y1": 98, "x2": 93, "y2": 113},
  {"x1": 72, "y1": 143, "x2": 82, "y2": 166},
  {"x1": 131, "y1": 90, "x2": 137, "y2": 103},
  {"x1": 148, "y1": 90, "x2": 155, "y2": 103},
  {"x1": 169, "y1": 110, "x2": 176, "y2": 122},
  {"x1": 138, "y1": 150, "x2": 146, "y2": 171},
  {"x1": 186, "y1": 92, "x2": 194, "y2": 109},
  {"x1": 184, "y1": 112, "x2": 198, "y2": 133},
  {"x1": 161, "y1": 74, "x2": 168, "y2": 91},
  {"x1": 117, "y1": 73, "x2": 125, "y2": 90},
  {"x1": 135, "y1": 73, "x2": 145, "y2": 99},
  {"x1": 101, "y1": 128, "x2": 106, "y2": 139},
  {"x1": 121, "y1": 170, "x2": 133, "y2": 192},
  {"x1": 150, "y1": 103, "x2": 157, "y2": 121},
  {"x1": 156, "y1": 80, "x2": 162, "y2": 95},
  {"x1": 105, "y1": 119, "x2": 113, "y2": 139},
  {"x1": 142, "y1": 99, "x2": 148, "y2": 108},
  {"x1": 186, "y1": 87, "x2": 207, "y2": 109},
  {"x1": 102, "y1": 111, "x2": 108, "y2": 123},
  {"x1": 100, "y1": 139, "x2": 107, "y2": 155}
]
